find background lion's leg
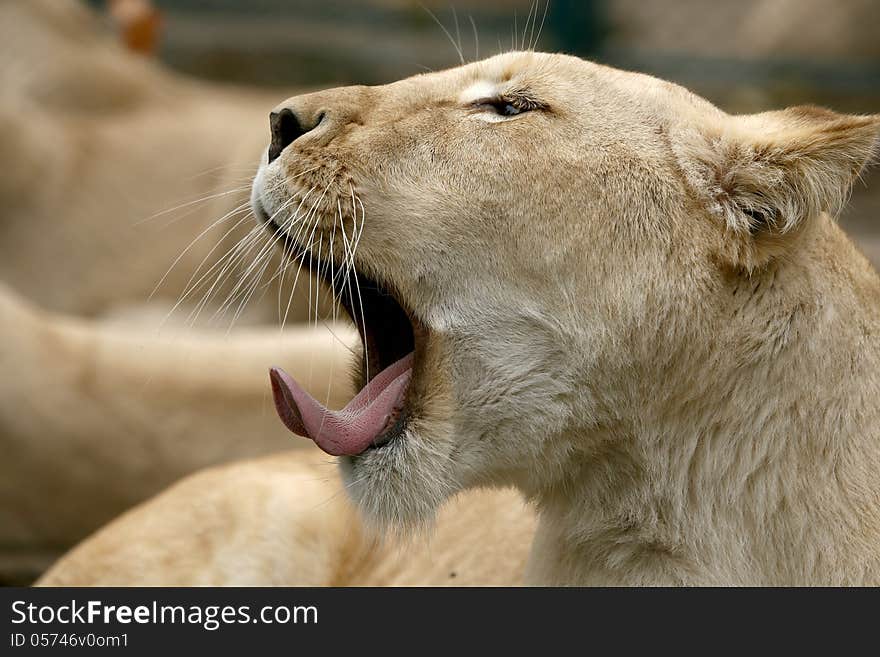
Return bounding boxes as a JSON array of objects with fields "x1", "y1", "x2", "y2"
[
  {"x1": 0, "y1": 283, "x2": 356, "y2": 583},
  {"x1": 36, "y1": 449, "x2": 536, "y2": 587},
  {"x1": 36, "y1": 452, "x2": 359, "y2": 586}
]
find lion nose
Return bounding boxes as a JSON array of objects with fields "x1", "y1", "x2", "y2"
[{"x1": 267, "y1": 107, "x2": 322, "y2": 164}]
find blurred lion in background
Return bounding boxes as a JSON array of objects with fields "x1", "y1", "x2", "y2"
[
  {"x1": 0, "y1": 0, "x2": 339, "y2": 583},
  {"x1": 0, "y1": 281, "x2": 354, "y2": 583},
  {"x1": 0, "y1": 0, "x2": 321, "y2": 323}
]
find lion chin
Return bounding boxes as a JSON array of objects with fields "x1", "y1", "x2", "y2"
[{"x1": 41, "y1": 51, "x2": 880, "y2": 586}]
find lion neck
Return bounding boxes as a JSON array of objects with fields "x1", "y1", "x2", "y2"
[{"x1": 524, "y1": 219, "x2": 880, "y2": 585}]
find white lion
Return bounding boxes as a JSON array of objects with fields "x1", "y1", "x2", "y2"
[{"x1": 42, "y1": 51, "x2": 880, "y2": 586}]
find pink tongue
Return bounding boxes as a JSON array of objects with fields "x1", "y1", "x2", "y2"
[{"x1": 269, "y1": 353, "x2": 413, "y2": 456}]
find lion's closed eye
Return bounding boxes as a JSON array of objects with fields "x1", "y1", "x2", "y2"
[
  {"x1": 472, "y1": 98, "x2": 528, "y2": 116},
  {"x1": 469, "y1": 93, "x2": 547, "y2": 119}
]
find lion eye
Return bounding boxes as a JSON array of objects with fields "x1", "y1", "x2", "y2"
[
  {"x1": 474, "y1": 99, "x2": 527, "y2": 117},
  {"x1": 490, "y1": 101, "x2": 522, "y2": 116}
]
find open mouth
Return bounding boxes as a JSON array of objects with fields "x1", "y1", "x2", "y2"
[{"x1": 266, "y1": 217, "x2": 418, "y2": 457}]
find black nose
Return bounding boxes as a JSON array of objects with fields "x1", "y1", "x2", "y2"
[{"x1": 268, "y1": 108, "x2": 307, "y2": 164}]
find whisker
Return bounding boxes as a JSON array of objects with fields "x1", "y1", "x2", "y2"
[
  {"x1": 209, "y1": 195, "x2": 302, "y2": 323},
  {"x1": 162, "y1": 209, "x2": 258, "y2": 318},
  {"x1": 264, "y1": 187, "x2": 321, "y2": 291},
  {"x1": 226, "y1": 249, "x2": 275, "y2": 332},
  {"x1": 171, "y1": 218, "x2": 263, "y2": 315},
  {"x1": 452, "y1": 7, "x2": 463, "y2": 62},
  {"x1": 190, "y1": 225, "x2": 269, "y2": 326},
  {"x1": 334, "y1": 184, "x2": 360, "y2": 338},
  {"x1": 351, "y1": 196, "x2": 371, "y2": 394},
  {"x1": 149, "y1": 200, "x2": 252, "y2": 301},
  {"x1": 469, "y1": 14, "x2": 479, "y2": 60},
  {"x1": 160, "y1": 219, "x2": 261, "y2": 328},
  {"x1": 278, "y1": 204, "x2": 321, "y2": 331},
  {"x1": 513, "y1": 9, "x2": 517, "y2": 51},
  {"x1": 178, "y1": 163, "x2": 258, "y2": 183},
  {"x1": 526, "y1": 0, "x2": 538, "y2": 51},
  {"x1": 134, "y1": 187, "x2": 250, "y2": 226},
  {"x1": 280, "y1": 185, "x2": 332, "y2": 334},
  {"x1": 533, "y1": 0, "x2": 550, "y2": 51},
  {"x1": 189, "y1": 194, "x2": 304, "y2": 326},
  {"x1": 320, "y1": 321, "x2": 359, "y2": 358},
  {"x1": 178, "y1": 211, "x2": 259, "y2": 295},
  {"x1": 157, "y1": 173, "x2": 306, "y2": 317},
  {"x1": 329, "y1": 201, "x2": 341, "y2": 328},
  {"x1": 421, "y1": 4, "x2": 464, "y2": 65}
]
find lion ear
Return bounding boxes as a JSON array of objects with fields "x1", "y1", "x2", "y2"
[{"x1": 680, "y1": 106, "x2": 880, "y2": 268}]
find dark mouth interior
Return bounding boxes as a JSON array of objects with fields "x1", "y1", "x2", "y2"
[
  {"x1": 334, "y1": 267, "x2": 415, "y2": 387},
  {"x1": 272, "y1": 233, "x2": 415, "y2": 388},
  {"x1": 267, "y1": 207, "x2": 416, "y2": 389}
]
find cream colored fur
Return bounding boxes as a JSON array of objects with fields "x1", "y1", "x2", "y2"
[
  {"x1": 0, "y1": 0, "x2": 338, "y2": 584},
  {"x1": 0, "y1": 282, "x2": 354, "y2": 582},
  {"x1": 41, "y1": 52, "x2": 880, "y2": 586},
  {"x1": 0, "y1": 0, "x2": 317, "y2": 321},
  {"x1": 39, "y1": 451, "x2": 534, "y2": 586}
]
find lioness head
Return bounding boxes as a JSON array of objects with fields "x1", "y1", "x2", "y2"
[{"x1": 253, "y1": 52, "x2": 879, "y2": 530}]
